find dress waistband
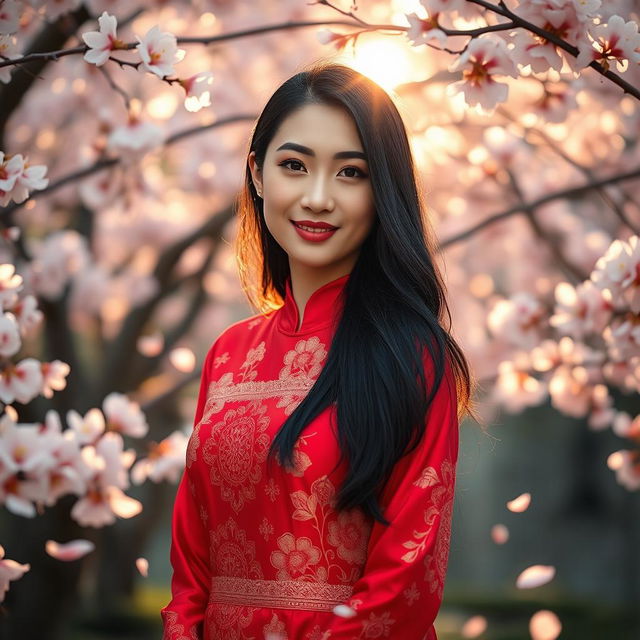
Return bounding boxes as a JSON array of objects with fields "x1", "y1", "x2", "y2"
[{"x1": 209, "y1": 576, "x2": 353, "y2": 612}]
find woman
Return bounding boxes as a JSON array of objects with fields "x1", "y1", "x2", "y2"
[{"x1": 161, "y1": 61, "x2": 475, "y2": 640}]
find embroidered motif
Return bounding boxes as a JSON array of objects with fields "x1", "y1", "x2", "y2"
[
  {"x1": 259, "y1": 517, "x2": 274, "y2": 541},
  {"x1": 263, "y1": 612, "x2": 288, "y2": 639},
  {"x1": 284, "y1": 431, "x2": 316, "y2": 477},
  {"x1": 162, "y1": 611, "x2": 198, "y2": 640},
  {"x1": 209, "y1": 576, "x2": 353, "y2": 612},
  {"x1": 284, "y1": 476, "x2": 372, "y2": 583},
  {"x1": 271, "y1": 533, "x2": 322, "y2": 580},
  {"x1": 213, "y1": 352, "x2": 230, "y2": 368},
  {"x1": 202, "y1": 399, "x2": 271, "y2": 513},
  {"x1": 327, "y1": 509, "x2": 370, "y2": 565},
  {"x1": 264, "y1": 477, "x2": 280, "y2": 502},
  {"x1": 401, "y1": 459, "x2": 456, "y2": 599},
  {"x1": 360, "y1": 611, "x2": 396, "y2": 638},
  {"x1": 207, "y1": 518, "x2": 263, "y2": 635},
  {"x1": 403, "y1": 582, "x2": 420, "y2": 606}
]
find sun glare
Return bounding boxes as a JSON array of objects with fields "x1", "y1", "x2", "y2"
[{"x1": 348, "y1": 39, "x2": 416, "y2": 92}]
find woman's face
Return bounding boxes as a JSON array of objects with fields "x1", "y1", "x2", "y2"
[{"x1": 248, "y1": 102, "x2": 376, "y2": 280}]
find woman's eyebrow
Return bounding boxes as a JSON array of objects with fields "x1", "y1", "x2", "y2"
[{"x1": 275, "y1": 141, "x2": 367, "y2": 161}]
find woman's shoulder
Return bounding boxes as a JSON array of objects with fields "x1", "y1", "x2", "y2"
[{"x1": 206, "y1": 310, "x2": 275, "y2": 353}]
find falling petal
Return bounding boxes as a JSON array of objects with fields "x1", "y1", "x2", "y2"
[
  {"x1": 137, "y1": 332, "x2": 164, "y2": 357},
  {"x1": 169, "y1": 347, "x2": 196, "y2": 372},
  {"x1": 507, "y1": 492, "x2": 531, "y2": 512},
  {"x1": 136, "y1": 557, "x2": 149, "y2": 577},
  {"x1": 491, "y1": 523, "x2": 509, "y2": 544},
  {"x1": 0, "y1": 545, "x2": 4, "y2": 558},
  {"x1": 530, "y1": 610, "x2": 562, "y2": 640},
  {"x1": 333, "y1": 604, "x2": 357, "y2": 618},
  {"x1": 516, "y1": 564, "x2": 556, "y2": 589},
  {"x1": 607, "y1": 451, "x2": 624, "y2": 470},
  {"x1": 45, "y1": 539, "x2": 95, "y2": 561},
  {"x1": 109, "y1": 488, "x2": 143, "y2": 519},
  {"x1": 462, "y1": 614, "x2": 487, "y2": 638}
]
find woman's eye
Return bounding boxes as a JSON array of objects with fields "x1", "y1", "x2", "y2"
[{"x1": 279, "y1": 160, "x2": 367, "y2": 179}]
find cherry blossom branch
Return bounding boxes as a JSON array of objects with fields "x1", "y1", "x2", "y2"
[
  {"x1": 0, "y1": 113, "x2": 257, "y2": 227},
  {"x1": 99, "y1": 204, "x2": 234, "y2": 398},
  {"x1": 496, "y1": 106, "x2": 640, "y2": 236},
  {"x1": 440, "y1": 166, "x2": 640, "y2": 250},
  {"x1": 504, "y1": 167, "x2": 589, "y2": 283},
  {"x1": 464, "y1": 0, "x2": 640, "y2": 100}
]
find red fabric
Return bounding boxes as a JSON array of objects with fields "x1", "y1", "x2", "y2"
[{"x1": 161, "y1": 272, "x2": 459, "y2": 640}]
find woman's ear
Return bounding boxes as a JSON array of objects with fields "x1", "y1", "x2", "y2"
[{"x1": 248, "y1": 151, "x2": 263, "y2": 197}]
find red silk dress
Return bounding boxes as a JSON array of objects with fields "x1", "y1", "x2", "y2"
[{"x1": 161, "y1": 272, "x2": 459, "y2": 640}]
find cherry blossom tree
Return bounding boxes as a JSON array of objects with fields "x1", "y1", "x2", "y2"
[{"x1": 0, "y1": 0, "x2": 639, "y2": 638}]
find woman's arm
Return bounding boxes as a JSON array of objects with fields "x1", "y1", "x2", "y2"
[
  {"x1": 323, "y1": 360, "x2": 460, "y2": 640},
  {"x1": 160, "y1": 344, "x2": 216, "y2": 640}
]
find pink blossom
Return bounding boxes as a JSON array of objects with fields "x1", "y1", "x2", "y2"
[
  {"x1": 510, "y1": 0, "x2": 601, "y2": 73},
  {"x1": 0, "y1": 419, "x2": 56, "y2": 517},
  {"x1": 0, "y1": 262, "x2": 23, "y2": 310},
  {"x1": 576, "y1": 14, "x2": 640, "y2": 72},
  {"x1": 405, "y1": 13, "x2": 447, "y2": 49},
  {"x1": 591, "y1": 235, "x2": 640, "y2": 313},
  {"x1": 9, "y1": 158, "x2": 49, "y2": 204},
  {"x1": 135, "y1": 25, "x2": 185, "y2": 78},
  {"x1": 487, "y1": 292, "x2": 547, "y2": 349},
  {"x1": 603, "y1": 315, "x2": 640, "y2": 363},
  {"x1": 0, "y1": 35, "x2": 20, "y2": 83},
  {"x1": 131, "y1": 430, "x2": 188, "y2": 484},
  {"x1": 42, "y1": 411, "x2": 88, "y2": 505},
  {"x1": 0, "y1": 313, "x2": 21, "y2": 357},
  {"x1": 0, "y1": 0, "x2": 20, "y2": 36},
  {"x1": 0, "y1": 544, "x2": 30, "y2": 603},
  {"x1": 612, "y1": 412, "x2": 640, "y2": 443},
  {"x1": 550, "y1": 280, "x2": 613, "y2": 339},
  {"x1": 548, "y1": 364, "x2": 593, "y2": 418},
  {"x1": 179, "y1": 71, "x2": 214, "y2": 113},
  {"x1": 448, "y1": 36, "x2": 518, "y2": 112},
  {"x1": 0, "y1": 152, "x2": 24, "y2": 204},
  {"x1": 70, "y1": 484, "x2": 142, "y2": 527},
  {"x1": 40, "y1": 360, "x2": 70, "y2": 399},
  {"x1": 9, "y1": 295, "x2": 43, "y2": 335},
  {"x1": 82, "y1": 11, "x2": 125, "y2": 68},
  {"x1": 0, "y1": 358, "x2": 44, "y2": 404},
  {"x1": 107, "y1": 116, "x2": 165, "y2": 155},
  {"x1": 492, "y1": 358, "x2": 548, "y2": 412},
  {"x1": 315, "y1": 29, "x2": 351, "y2": 52},
  {"x1": 103, "y1": 392, "x2": 148, "y2": 438},
  {"x1": 66, "y1": 408, "x2": 106, "y2": 445}
]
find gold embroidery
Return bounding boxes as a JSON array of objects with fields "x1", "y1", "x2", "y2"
[
  {"x1": 162, "y1": 611, "x2": 198, "y2": 640},
  {"x1": 284, "y1": 476, "x2": 372, "y2": 584},
  {"x1": 360, "y1": 611, "x2": 396, "y2": 638},
  {"x1": 209, "y1": 576, "x2": 354, "y2": 612},
  {"x1": 263, "y1": 612, "x2": 289, "y2": 639},
  {"x1": 271, "y1": 533, "x2": 322, "y2": 580},
  {"x1": 259, "y1": 517, "x2": 274, "y2": 541},
  {"x1": 202, "y1": 400, "x2": 271, "y2": 513},
  {"x1": 207, "y1": 518, "x2": 262, "y2": 635},
  {"x1": 401, "y1": 459, "x2": 456, "y2": 599}
]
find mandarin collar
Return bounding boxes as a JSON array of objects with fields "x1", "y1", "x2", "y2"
[{"x1": 277, "y1": 272, "x2": 350, "y2": 335}]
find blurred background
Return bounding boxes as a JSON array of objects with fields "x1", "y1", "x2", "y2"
[{"x1": 1, "y1": 1, "x2": 639, "y2": 639}]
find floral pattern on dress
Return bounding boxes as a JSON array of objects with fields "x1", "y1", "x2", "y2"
[
  {"x1": 401, "y1": 459, "x2": 456, "y2": 599},
  {"x1": 207, "y1": 517, "x2": 262, "y2": 637},
  {"x1": 162, "y1": 611, "x2": 198, "y2": 640},
  {"x1": 279, "y1": 475, "x2": 372, "y2": 584},
  {"x1": 270, "y1": 533, "x2": 322, "y2": 580},
  {"x1": 202, "y1": 399, "x2": 271, "y2": 513},
  {"x1": 277, "y1": 337, "x2": 328, "y2": 415}
]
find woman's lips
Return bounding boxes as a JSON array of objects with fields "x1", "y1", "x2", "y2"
[{"x1": 290, "y1": 220, "x2": 338, "y2": 242}]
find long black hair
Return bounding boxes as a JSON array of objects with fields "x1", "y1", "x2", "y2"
[{"x1": 235, "y1": 60, "x2": 477, "y2": 525}]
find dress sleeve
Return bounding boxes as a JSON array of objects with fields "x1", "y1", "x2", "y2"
[
  {"x1": 323, "y1": 359, "x2": 460, "y2": 640},
  {"x1": 160, "y1": 344, "x2": 217, "y2": 640}
]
